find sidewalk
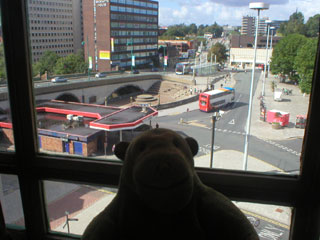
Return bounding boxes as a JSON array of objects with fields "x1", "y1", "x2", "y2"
[{"x1": 250, "y1": 72, "x2": 309, "y2": 140}]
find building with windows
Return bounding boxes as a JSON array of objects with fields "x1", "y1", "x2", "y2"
[
  {"x1": 82, "y1": 0, "x2": 159, "y2": 72},
  {"x1": 241, "y1": 16, "x2": 270, "y2": 36},
  {"x1": 28, "y1": 0, "x2": 83, "y2": 62}
]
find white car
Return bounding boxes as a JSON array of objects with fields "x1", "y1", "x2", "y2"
[
  {"x1": 95, "y1": 72, "x2": 107, "y2": 78},
  {"x1": 51, "y1": 77, "x2": 68, "y2": 83}
]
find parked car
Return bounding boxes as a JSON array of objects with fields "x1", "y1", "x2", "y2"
[
  {"x1": 151, "y1": 67, "x2": 159, "y2": 72},
  {"x1": 51, "y1": 77, "x2": 68, "y2": 83},
  {"x1": 95, "y1": 72, "x2": 107, "y2": 78},
  {"x1": 131, "y1": 69, "x2": 140, "y2": 74}
]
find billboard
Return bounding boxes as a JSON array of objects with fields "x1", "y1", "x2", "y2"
[{"x1": 99, "y1": 50, "x2": 110, "y2": 60}]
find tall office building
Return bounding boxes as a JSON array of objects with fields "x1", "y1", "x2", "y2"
[
  {"x1": 28, "y1": 0, "x2": 83, "y2": 63},
  {"x1": 241, "y1": 16, "x2": 269, "y2": 36},
  {"x1": 82, "y1": 0, "x2": 159, "y2": 72}
]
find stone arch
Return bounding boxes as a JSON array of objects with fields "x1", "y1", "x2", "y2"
[
  {"x1": 55, "y1": 93, "x2": 80, "y2": 103},
  {"x1": 109, "y1": 85, "x2": 143, "y2": 99}
]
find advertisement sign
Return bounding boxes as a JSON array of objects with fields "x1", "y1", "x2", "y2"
[
  {"x1": 88, "y1": 56, "x2": 93, "y2": 69},
  {"x1": 99, "y1": 50, "x2": 110, "y2": 60},
  {"x1": 111, "y1": 38, "x2": 114, "y2": 52},
  {"x1": 164, "y1": 56, "x2": 168, "y2": 66},
  {"x1": 132, "y1": 55, "x2": 135, "y2": 67}
]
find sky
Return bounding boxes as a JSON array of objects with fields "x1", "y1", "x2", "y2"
[{"x1": 159, "y1": 0, "x2": 320, "y2": 27}]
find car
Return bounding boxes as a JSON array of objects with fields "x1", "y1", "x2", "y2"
[
  {"x1": 131, "y1": 69, "x2": 140, "y2": 74},
  {"x1": 151, "y1": 67, "x2": 159, "y2": 72},
  {"x1": 95, "y1": 72, "x2": 107, "y2": 78},
  {"x1": 51, "y1": 77, "x2": 68, "y2": 83}
]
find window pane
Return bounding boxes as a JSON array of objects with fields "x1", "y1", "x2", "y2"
[
  {"x1": 0, "y1": 174, "x2": 25, "y2": 228},
  {"x1": 236, "y1": 201, "x2": 292, "y2": 240},
  {"x1": 25, "y1": 0, "x2": 318, "y2": 176},
  {"x1": 44, "y1": 180, "x2": 116, "y2": 235},
  {"x1": 0, "y1": 11, "x2": 15, "y2": 153}
]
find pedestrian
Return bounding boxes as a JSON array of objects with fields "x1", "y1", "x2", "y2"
[
  {"x1": 112, "y1": 144, "x2": 116, "y2": 153},
  {"x1": 156, "y1": 123, "x2": 159, "y2": 128}
]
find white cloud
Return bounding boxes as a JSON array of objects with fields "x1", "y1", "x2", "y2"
[{"x1": 159, "y1": 0, "x2": 320, "y2": 26}]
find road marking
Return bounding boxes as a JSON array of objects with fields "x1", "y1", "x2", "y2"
[
  {"x1": 241, "y1": 209, "x2": 290, "y2": 230},
  {"x1": 228, "y1": 119, "x2": 235, "y2": 125}
]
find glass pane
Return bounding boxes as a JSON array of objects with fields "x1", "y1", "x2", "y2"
[
  {"x1": 236, "y1": 202, "x2": 292, "y2": 240},
  {"x1": 26, "y1": 0, "x2": 317, "y2": 176},
  {"x1": 0, "y1": 174, "x2": 25, "y2": 227},
  {"x1": 0, "y1": 7, "x2": 15, "y2": 153},
  {"x1": 44, "y1": 180, "x2": 116, "y2": 236}
]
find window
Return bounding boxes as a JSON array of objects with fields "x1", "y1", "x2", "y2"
[{"x1": 1, "y1": 0, "x2": 320, "y2": 239}]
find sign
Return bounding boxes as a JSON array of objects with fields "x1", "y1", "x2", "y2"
[
  {"x1": 164, "y1": 56, "x2": 168, "y2": 66},
  {"x1": 99, "y1": 50, "x2": 110, "y2": 60},
  {"x1": 88, "y1": 56, "x2": 93, "y2": 69},
  {"x1": 96, "y1": 0, "x2": 108, "y2": 7},
  {"x1": 111, "y1": 38, "x2": 114, "y2": 52},
  {"x1": 132, "y1": 55, "x2": 135, "y2": 67}
]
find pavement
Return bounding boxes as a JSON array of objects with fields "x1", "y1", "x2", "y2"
[{"x1": 2, "y1": 69, "x2": 309, "y2": 236}]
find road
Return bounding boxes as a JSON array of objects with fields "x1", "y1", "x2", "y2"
[{"x1": 156, "y1": 70, "x2": 301, "y2": 173}]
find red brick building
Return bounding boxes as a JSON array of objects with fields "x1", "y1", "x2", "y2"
[{"x1": 82, "y1": 0, "x2": 159, "y2": 72}]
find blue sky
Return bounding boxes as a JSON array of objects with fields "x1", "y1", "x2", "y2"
[{"x1": 158, "y1": 0, "x2": 320, "y2": 26}]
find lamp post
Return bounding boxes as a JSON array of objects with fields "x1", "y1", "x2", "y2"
[
  {"x1": 210, "y1": 111, "x2": 221, "y2": 168},
  {"x1": 243, "y1": 2, "x2": 269, "y2": 171},
  {"x1": 267, "y1": 26, "x2": 275, "y2": 77},
  {"x1": 262, "y1": 19, "x2": 272, "y2": 96}
]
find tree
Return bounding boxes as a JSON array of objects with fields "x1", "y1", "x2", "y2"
[
  {"x1": 305, "y1": 14, "x2": 320, "y2": 37},
  {"x1": 207, "y1": 42, "x2": 227, "y2": 64},
  {"x1": 33, "y1": 51, "x2": 60, "y2": 76},
  {"x1": 54, "y1": 52, "x2": 86, "y2": 75},
  {"x1": 270, "y1": 34, "x2": 307, "y2": 83},
  {"x1": 278, "y1": 12, "x2": 306, "y2": 36},
  {"x1": 294, "y1": 38, "x2": 317, "y2": 93}
]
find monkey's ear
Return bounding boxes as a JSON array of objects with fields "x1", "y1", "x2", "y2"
[
  {"x1": 185, "y1": 137, "x2": 198, "y2": 156},
  {"x1": 114, "y1": 142, "x2": 130, "y2": 161}
]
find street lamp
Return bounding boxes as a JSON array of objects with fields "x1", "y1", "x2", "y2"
[
  {"x1": 210, "y1": 111, "x2": 221, "y2": 168},
  {"x1": 262, "y1": 19, "x2": 272, "y2": 96},
  {"x1": 267, "y1": 26, "x2": 276, "y2": 76},
  {"x1": 243, "y1": 2, "x2": 269, "y2": 171}
]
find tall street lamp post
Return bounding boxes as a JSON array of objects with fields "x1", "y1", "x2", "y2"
[
  {"x1": 243, "y1": 2, "x2": 269, "y2": 171},
  {"x1": 267, "y1": 27, "x2": 275, "y2": 77},
  {"x1": 262, "y1": 19, "x2": 272, "y2": 96}
]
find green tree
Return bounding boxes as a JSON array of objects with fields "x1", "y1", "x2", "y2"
[
  {"x1": 270, "y1": 34, "x2": 307, "y2": 82},
  {"x1": 207, "y1": 42, "x2": 227, "y2": 64},
  {"x1": 294, "y1": 38, "x2": 318, "y2": 93},
  {"x1": 33, "y1": 51, "x2": 60, "y2": 76},
  {"x1": 278, "y1": 12, "x2": 306, "y2": 36},
  {"x1": 53, "y1": 52, "x2": 86, "y2": 75},
  {"x1": 305, "y1": 14, "x2": 320, "y2": 37}
]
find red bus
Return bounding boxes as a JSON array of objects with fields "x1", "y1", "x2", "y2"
[{"x1": 199, "y1": 87, "x2": 235, "y2": 112}]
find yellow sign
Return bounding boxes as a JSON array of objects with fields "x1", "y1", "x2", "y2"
[{"x1": 99, "y1": 51, "x2": 110, "y2": 60}]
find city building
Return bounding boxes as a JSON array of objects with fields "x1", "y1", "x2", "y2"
[
  {"x1": 241, "y1": 16, "x2": 270, "y2": 36},
  {"x1": 158, "y1": 40, "x2": 195, "y2": 55},
  {"x1": 28, "y1": 0, "x2": 83, "y2": 62},
  {"x1": 82, "y1": 0, "x2": 159, "y2": 72},
  {"x1": 231, "y1": 35, "x2": 281, "y2": 49}
]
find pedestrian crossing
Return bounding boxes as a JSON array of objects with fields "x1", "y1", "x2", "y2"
[{"x1": 184, "y1": 120, "x2": 301, "y2": 157}]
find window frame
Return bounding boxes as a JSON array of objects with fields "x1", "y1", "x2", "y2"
[{"x1": 0, "y1": 0, "x2": 320, "y2": 239}]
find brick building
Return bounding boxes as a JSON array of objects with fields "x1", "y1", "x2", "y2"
[{"x1": 82, "y1": 0, "x2": 159, "y2": 72}]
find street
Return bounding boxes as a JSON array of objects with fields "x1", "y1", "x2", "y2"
[{"x1": 156, "y1": 71, "x2": 301, "y2": 174}]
